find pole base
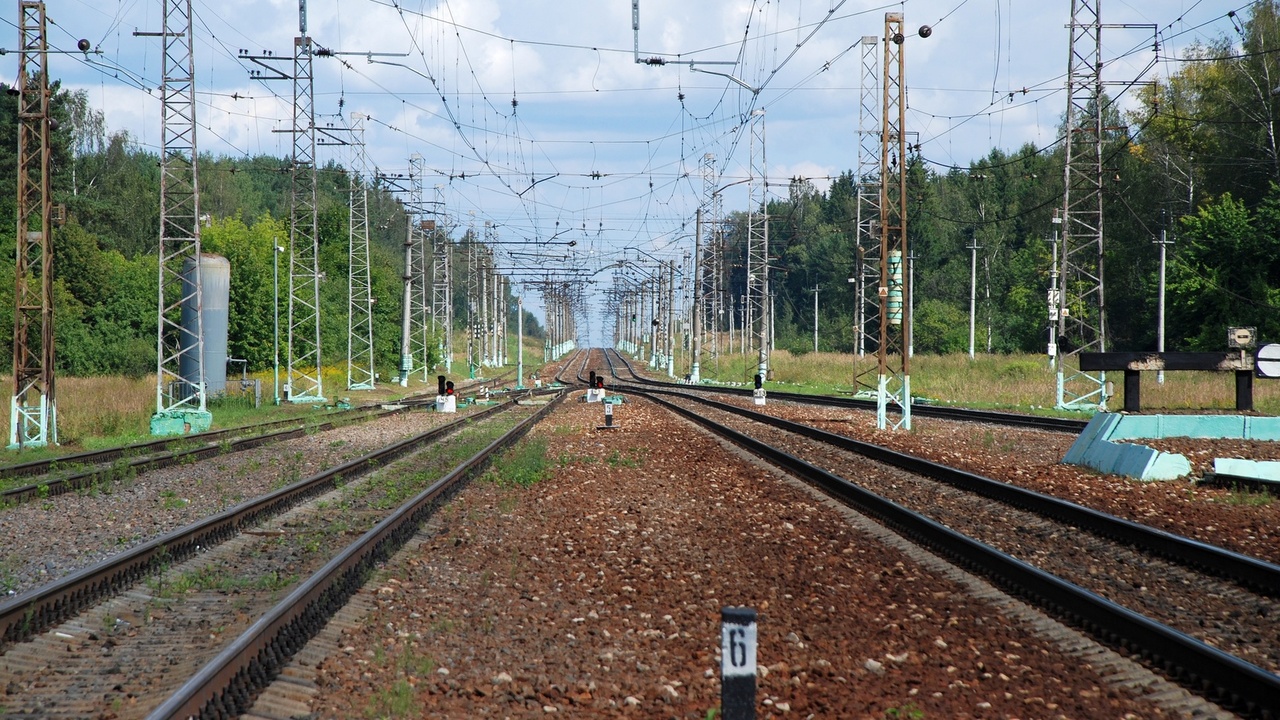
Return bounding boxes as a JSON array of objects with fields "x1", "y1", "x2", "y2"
[{"x1": 150, "y1": 409, "x2": 213, "y2": 436}]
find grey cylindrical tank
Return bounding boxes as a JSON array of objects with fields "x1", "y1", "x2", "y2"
[{"x1": 179, "y1": 253, "x2": 231, "y2": 395}]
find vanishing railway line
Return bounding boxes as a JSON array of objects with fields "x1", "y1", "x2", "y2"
[
  {"x1": 601, "y1": 349, "x2": 1087, "y2": 434},
  {"x1": 3, "y1": 344, "x2": 1275, "y2": 718},
  {"x1": 0, "y1": 388, "x2": 564, "y2": 719},
  {"x1": 0, "y1": 372, "x2": 520, "y2": 506},
  {"x1": 562, "y1": 348, "x2": 1280, "y2": 717}
]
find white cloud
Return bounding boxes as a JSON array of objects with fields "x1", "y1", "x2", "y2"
[{"x1": 17, "y1": 0, "x2": 1244, "y2": 335}]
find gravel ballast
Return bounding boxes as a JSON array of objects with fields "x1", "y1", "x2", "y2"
[{"x1": 299, "y1": 396, "x2": 1221, "y2": 719}]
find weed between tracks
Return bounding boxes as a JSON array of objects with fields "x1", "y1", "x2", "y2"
[
  {"x1": 1217, "y1": 484, "x2": 1274, "y2": 507},
  {"x1": 365, "y1": 646, "x2": 439, "y2": 718},
  {"x1": 885, "y1": 702, "x2": 926, "y2": 718},
  {"x1": 484, "y1": 436, "x2": 550, "y2": 488},
  {"x1": 148, "y1": 561, "x2": 298, "y2": 598},
  {"x1": 605, "y1": 447, "x2": 646, "y2": 468}
]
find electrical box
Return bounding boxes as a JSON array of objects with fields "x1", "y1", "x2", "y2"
[{"x1": 1228, "y1": 326, "x2": 1257, "y2": 349}]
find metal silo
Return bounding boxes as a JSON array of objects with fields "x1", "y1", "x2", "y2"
[{"x1": 180, "y1": 254, "x2": 231, "y2": 395}]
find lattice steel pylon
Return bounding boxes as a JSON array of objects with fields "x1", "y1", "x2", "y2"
[
  {"x1": 238, "y1": 9, "x2": 324, "y2": 402},
  {"x1": 746, "y1": 109, "x2": 769, "y2": 380},
  {"x1": 854, "y1": 34, "x2": 881, "y2": 393},
  {"x1": 287, "y1": 12, "x2": 324, "y2": 402},
  {"x1": 876, "y1": 12, "x2": 911, "y2": 430},
  {"x1": 346, "y1": 113, "x2": 375, "y2": 391},
  {"x1": 479, "y1": 228, "x2": 496, "y2": 367},
  {"x1": 10, "y1": 1, "x2": 56, "y2": 448},
  {"x1": 700, "y1": 152, "x2": 722, "y2": 363},
  {"x1": 466, "y1": 221, "x2": 481, "y2": 376},
  {"x1": 1056, "y1": 0, "x2": 1108, "y2": 410},
  {"x1": 406, "y1": 155, "x2": 431, "y2": 381},
  {"x1": 430, "y1": 186, "x2": 453, "y2": 372},
  {"x1": 148, "y1": 0, "x2": 210, "y2": 435}
]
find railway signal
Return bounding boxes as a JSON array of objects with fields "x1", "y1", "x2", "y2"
[
  {"x1": 586, "y1": 371, "x2": 604, "y2": 402},
  {"x1": 436, "y1": 375, "x2": 456, "y2": 413}
]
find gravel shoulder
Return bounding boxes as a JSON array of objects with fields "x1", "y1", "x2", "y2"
[
  {"x1": 736, "y1": 398, "x2": 1280, "y2": 564},
  {"x1": 303, "y1": 396, "x2": 1203, "y2": 719}
]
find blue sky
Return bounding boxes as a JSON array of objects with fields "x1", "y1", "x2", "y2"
[{"x1": 2, "y1": 0, "x2": 1250, "y2": 338}]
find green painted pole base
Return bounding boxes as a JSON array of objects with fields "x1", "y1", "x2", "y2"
[{"x1": 150, "y1": 410, "x2": 213, "y2": 436}]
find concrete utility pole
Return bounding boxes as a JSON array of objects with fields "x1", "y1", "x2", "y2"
[
  {"x1": 876, "y1": 11, "x2": 911, "y2": 431},
  {"x1": 1155, "y1": 224, "x2": 1173, "y2": 384},
  {"x1": 690, "y1": 209, "x2": 703, "y2": 383},
  {"x1": 968, "y1": 233, "x2": 980, "y2": 360},
  {"x1": 516, "y1": 294, "x2": 525, "y2": 388},
  {"x1": 810, "y1": 285, "x2": 820, "y2": 353},
  {"x1": 1048, "y1": 211, "x2": 1061, "y2": 368}
]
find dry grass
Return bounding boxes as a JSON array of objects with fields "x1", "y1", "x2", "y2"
[
  {"x1": 2, "y1": 344, "x2": 1274, "y2": 455},
  {"x1": 0, "y1": 375, "x2": 155, "y2": 450},
  {"x1": 0, "y1": 364, "x2": 437, "y2": 456},
  {"x1": 695, "y1": 350, "x2": 1280, "y2": 415}
]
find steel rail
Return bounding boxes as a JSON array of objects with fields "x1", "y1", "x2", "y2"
[
  {"x1": 631, "y1": 382, "x2": 1280, "y2": 598},
  {"x1": 146, "y1": 390, "x2": 567, "y2": 719},
  {"x1": 0, "y1": 405, "x2": 396, "y2": 482},
  {"x1": 636, "y1": 387, "x2": 1279, "y2": 718},
  {"x1": 0, "y1": 398, "x2": 524, "y2": 649},
  {"x1": 603, "y1": 348, "x2": 1088, "y2": 433},
  {"x1": 0, "y1": 370, "x2": 519, "y2": 484},
  {"x1": 0, "y1": 405, "x2": 424, "y2": 506}
]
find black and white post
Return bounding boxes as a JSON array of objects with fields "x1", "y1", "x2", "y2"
[{"x1": 720, "y1": 606, "x2": 757, "y2": 720}]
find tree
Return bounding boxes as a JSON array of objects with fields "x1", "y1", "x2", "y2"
[{"x1": 1168, "y1": 190, "x2": 1280, "y2": 349}]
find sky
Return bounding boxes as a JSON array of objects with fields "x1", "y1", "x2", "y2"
[{"x1": 1, "y1": 0, "x2": 1253, "y2": 342}]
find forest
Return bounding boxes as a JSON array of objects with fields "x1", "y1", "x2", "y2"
[{"x1": 1, "y1": 2, "x2": 1280, "y2": 378}]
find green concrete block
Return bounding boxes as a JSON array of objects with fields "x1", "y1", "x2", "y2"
[
  {"x1": 1214, "y1": 458, "x2": 1280, "y2": 482},
  {"x1": 1108, "y1": 413, "x2": 1280, "y2": 441},
  {"x1": 150, "y1": 410, "x2": 213, "y2": 436},
  {"x1": 1062, "y1": 412, "x2": 1190, "y2": 481}
]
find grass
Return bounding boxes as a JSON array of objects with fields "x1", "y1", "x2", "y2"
[
  {"x1": 1217, "y1": 484, "x2": 1275, "y2": 507},
  {"x1": 1, "y1": 342, "x2": 1274, "y2": 462},
  {"x1": 366, "y1": 678, "x2": 416, "y2": 718},
  {"x1": 0, "y1": 365, "x2": 447, "y2": 461},
  {"x1": 149, "y1": 561, "x2": 297, "y2": 598},
  {"x1": 885, "y1": 702, "x2": 925, "y2": 719},
  {"x1": 688, "y1": 348, "x2": 1280, "y2": 416},
  {"x1": 606, "y1": 448, "x2": 645, "y2": 468},
  {"x1": 485, "y1": 436, "x2": 551, "y2": 488}
]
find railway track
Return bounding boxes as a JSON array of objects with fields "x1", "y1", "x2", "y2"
[
  {"x1": 603, "y1": 348, "x2": 1087, "y2": 433},
  {"x1": 0, "y1": 388, "x2": 564, "y2": 719},
  {"x1": 0, "y1": 372, "x2": 522, "y2": 507},
  {"x1": 571, "y1": 349, "x2": 1279, "y2": 717}
]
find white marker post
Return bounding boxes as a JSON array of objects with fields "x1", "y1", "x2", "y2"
[
  {"x1": 597, "y1": 399, "x2": 618, "y2": 430},
  {"x1": 720, "y1": 606, "x2": 757, "y2": 719}
]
